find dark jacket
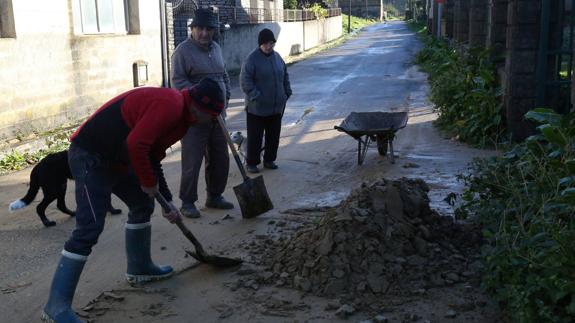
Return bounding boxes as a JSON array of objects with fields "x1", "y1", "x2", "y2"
[
  {"x1": 71, "y1": 87, "x2": 197, "y2": 190},
  {"x1": 240, "y1": 49, "x2": 292, "y2": 116}
]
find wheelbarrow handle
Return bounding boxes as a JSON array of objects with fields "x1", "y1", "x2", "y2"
[{"x1": 154, "y1": 193, "x2": 207, "y2": 255}]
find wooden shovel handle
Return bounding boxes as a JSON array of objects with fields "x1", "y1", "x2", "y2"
[
  {"x1": 216, "y1": 116, "x2": 250, "y2": 181},
  {"x1": 154, "y1": 193, "x2": 207, "y2": 256}
]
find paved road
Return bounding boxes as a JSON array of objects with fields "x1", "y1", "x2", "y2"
[
  {"x1": 0, "y1": 21, "x2": 436, "y2": 321},
  {"x1": 225, "y1": 21, "x2": 422, "y2": 131}
]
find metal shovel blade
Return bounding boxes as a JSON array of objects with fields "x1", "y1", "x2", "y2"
[
  {"x1": 185, "y1": 250, "x2": 243, "y2": 267},
  {"x1": 155, "y1": 193, "x2": 242, "y2": 267},
  {"x1": 233, "y1": 175, "x2": 274, "y2": 218}
]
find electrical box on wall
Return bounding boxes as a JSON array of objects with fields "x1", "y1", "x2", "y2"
[{"x1": 132, "y1": 60, "x2": 148, "y2": 87}]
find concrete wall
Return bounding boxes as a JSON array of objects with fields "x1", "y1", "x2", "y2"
[
  {"x1": 0, "y1": 0, "x2": 163, "y2": 142},
  {"x1": 220, "y1": 15, "x2": 342, "y2": 71}
]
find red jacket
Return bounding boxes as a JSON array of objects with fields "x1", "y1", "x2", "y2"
[{"x1": 71, "y1": 87, "x2": 197, "y2": 189}]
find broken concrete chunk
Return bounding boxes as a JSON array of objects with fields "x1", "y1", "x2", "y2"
[
  {"x1": 335, "y1": 304, "x2": 355, "y2": 318},
  {"x1": 373, "y1": 314, "x2": 389, "y2": 323}
]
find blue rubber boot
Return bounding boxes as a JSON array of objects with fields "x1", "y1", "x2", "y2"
[
  {"x1": 125, "y1": 222, "x2": 173, "y2": 284},
  {"x1": 42, "y1": 251, "x2": 87, "y2": 323}
]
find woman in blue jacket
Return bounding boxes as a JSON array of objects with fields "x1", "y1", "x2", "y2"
[{"x1": 240, "y1": 28, "x2": 292, "y2": 173}]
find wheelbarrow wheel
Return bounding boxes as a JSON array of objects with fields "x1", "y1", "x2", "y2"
[{"x1": 376, "y1": 135, "x2": 388, "y2": 156}]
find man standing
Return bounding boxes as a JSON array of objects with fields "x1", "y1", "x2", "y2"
[
  {"x1": 171, "y1": 7, "x2": 234, "y2": 218},
  {"x1": 42, "y1": 79, "x2": 224, "y2": 323}
]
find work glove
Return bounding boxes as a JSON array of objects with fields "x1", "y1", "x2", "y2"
[
  {"x1": 140, "y1": 184, "x2": 159, "y2": 198},
  {"x1": 161, "y1": 200, "x2": 181, "y2": 224}
]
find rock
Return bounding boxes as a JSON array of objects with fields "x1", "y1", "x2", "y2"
[
  {"x1": 461, "y1": 271, "x2": 474, "y2": 278},
  {"x1": 268, "y1": 220, "x2": 276, "y2": 225},
  {"x1": 395, "y1": 257, "x2": 407, "y2": 264},
  {"x1": 333, "y1": 269, "x2": 345, "y2": 278},
  {"x1": 445, "y1": 309, "x2": 458, "y2": 318},
  {"x1": 335, "y1": 304, "x2": 355, "y2": 318},
  {"x1": 294, "y1": 275, "x2": 312, "y2": 291},
  {"x1": 412, "y1": 236, "x2": 428, "y2": 256},
  {"x1": 373, "y1": 314, "x2": 389, "y2": 323},
  {"x1": 316, "y1": 231, "x2": 334, "y2": 256},
  {"x1": 236, "y1": 267, "x2": 256, "y2": 276},
  {"x1": 324, "y1": 279, "x2": 347, "y2": 295},
  {"x1": 445, "y1": 272, "x2": 460, "y2": 282},
  {"x1": 325, "y1": 300, "x2": 341, "y2": 311},
  {"x1": 279, "y1": 272, "x2": 289, "y2": 279}
]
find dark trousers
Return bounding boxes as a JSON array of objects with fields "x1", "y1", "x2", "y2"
[
  {"x1": 246, "y1": 112, "x2": 282, "y2": 166},
  {"x1": 179, "y1": 120, "x2": 229, "y2": 204},
  {"x1": 65, "y1": 143, "x2": 154, "y2": 256}
]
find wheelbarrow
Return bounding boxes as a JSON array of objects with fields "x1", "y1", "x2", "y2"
[{"x1": 334, "y1": 111, "x2": 408, "y2": 165}]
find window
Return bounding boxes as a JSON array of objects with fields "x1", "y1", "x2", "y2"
[
  {"x1": 72, "y1": 0, "x2": 139, "y2": 34},
  {"x1": 0, "y1": 0, "x2": 16, "y2": 38}
]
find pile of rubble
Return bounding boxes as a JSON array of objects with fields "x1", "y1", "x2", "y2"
[{"x1": 264, "y1": 178, "x2": 482, "y2": 297}]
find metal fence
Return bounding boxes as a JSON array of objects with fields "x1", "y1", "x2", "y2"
[{"x1": 217, "y1": 7, "x2": 342, "y2": 25}]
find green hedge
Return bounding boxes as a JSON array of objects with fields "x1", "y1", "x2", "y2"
[
  {"x1": 460, "y1": 109, "x2": 575, "y2": 322},
  {"x1": 415, "y1": 37, "x2": 505, "y2": 147}
]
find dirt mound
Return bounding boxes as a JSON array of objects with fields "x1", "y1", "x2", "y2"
[{"x1": 265, "y1": 178, "x2": 481, "y2": 297}]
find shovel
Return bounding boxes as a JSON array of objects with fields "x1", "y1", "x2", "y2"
[
  {"x1": 155, "y1": 192, "x2": 242, "y2": 267},
  {"x1": 217, "y1": 116, "x2": 274, "y2": 218}
]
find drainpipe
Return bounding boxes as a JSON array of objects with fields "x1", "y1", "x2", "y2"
[{"x1": 159, "y1": 0, "x2": 170, "y2": 88}]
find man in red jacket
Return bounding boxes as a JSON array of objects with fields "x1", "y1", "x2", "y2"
[{"x1": 42, "y1": 78, "x2": 224, "y2": 323}]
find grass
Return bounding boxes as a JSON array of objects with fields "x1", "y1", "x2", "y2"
[{"x1": 342, "y1": 14, "x2": 378, "y2": 36}]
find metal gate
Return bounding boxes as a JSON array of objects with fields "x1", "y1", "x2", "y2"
[{"x1": 536, "y1": 0, "x2": 575, "y2": 113}]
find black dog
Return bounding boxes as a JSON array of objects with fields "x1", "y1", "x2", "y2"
[{"x1": 8, "y1": 150, "x2": 121, "y2": 227}]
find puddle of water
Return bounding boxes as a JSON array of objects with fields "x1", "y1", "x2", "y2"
[
  {"x1": 294, "y1": 191, "x2": 349, "y2": 208},
  {"x1": 405, "y1": 154, "x2": 448, "y2": 160}
]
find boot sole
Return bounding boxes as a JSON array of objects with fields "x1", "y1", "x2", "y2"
[
  {"x1": 41, "y1": 312, "x2": 55, "y2": 323},
  {"x1": 125, "y1": 271, "x2": 174, "y2": 284}
]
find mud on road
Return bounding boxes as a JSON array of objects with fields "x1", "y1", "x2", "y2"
[{"x1": 0, "y1": 21, "x2": 501, "y2": 322}]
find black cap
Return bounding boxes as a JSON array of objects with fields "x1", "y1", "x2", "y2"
[
  {"x1": 188, "y1": 78, "x2": 224, "y2": 116},
  {"x1": 258, "y1": 28, "x2": 276, "y2": 46},
  {"x1": 189, "y1": 8, "x2": 218, "y2": 28}
]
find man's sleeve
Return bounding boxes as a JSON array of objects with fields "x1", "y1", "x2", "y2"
[
  {"x1": 171, "y1": 49, "x2": 195, "y2": 90},
  {"x1": 240, "y1": 56, "x2": 260, "y2": 101},
  {"x1": 126, "y1": 100, "x2": 180, "y2": 188},
  {"x1": 283, "y1": 60, "x2": 292, "y2": 98},
  {"x1": 224, "y1": 68, "x2": 231, "y2": 103},
  {"x1": 152, "y1": 158, "x2": 173, "y2": 202}
]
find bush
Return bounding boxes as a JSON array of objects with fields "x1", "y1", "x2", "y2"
[
  {"x1": 460, "y1": 109, "x2": 575, "y2": 322},
  {"x1": 284, "y1": 0, "x2": 297, "y2": 10},
  {"x1": 415, "y1": 37, "x2": 505, "y2": 147}
]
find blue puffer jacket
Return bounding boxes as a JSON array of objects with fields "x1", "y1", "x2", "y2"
[{"x1": 240, "y1": 48, "x2": 292, "y2": 116}]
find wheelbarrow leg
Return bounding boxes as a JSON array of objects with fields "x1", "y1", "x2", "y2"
[
  {"x1": 389, "y1": 136, "x2": 395, "y2": 164},
  {"x1": 357, "y1": 140, "x2": 362, "y2": 165},
  {"x1": 357, "y1": 136, "x2": 370, "y2": 165}
]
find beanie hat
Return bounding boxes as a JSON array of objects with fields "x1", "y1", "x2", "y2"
[
  {"x1": 187, "y1": 78, "x2": 224, "y2": 116},
  {"x1": 258, "y1": 28, "x2": 276, "y2": 46},
  {"x1": 189, "y1": 8, "x2": 219, "y2": 28}
]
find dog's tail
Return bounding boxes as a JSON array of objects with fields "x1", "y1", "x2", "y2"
[{"x1": 9, "y1": 166, "x2": 40, "y2": 212}]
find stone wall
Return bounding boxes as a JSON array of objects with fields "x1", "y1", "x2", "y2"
[
  {"x1": 486, "y1": 0, "x2": 508, "y2": 64},
  {"x1": 503, "y1": 0, "x2": 541, "y2": 140},
  {"x1": 220, "y1": 15, "x2": 343, "y2": 71},
  {"x1": 469, "y1": 0, "x2": 488, "y2": 48},
  {"x1": 453, "y1": 0, "x2": 469, "y2": 43},
  {"x1": 0, "y1": 0, "x2": 163, "y2": 142}
]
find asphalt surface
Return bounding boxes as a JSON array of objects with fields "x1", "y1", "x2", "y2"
[{"x1": 0, "y1": 21, "x2": 450, "y2": 322}]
